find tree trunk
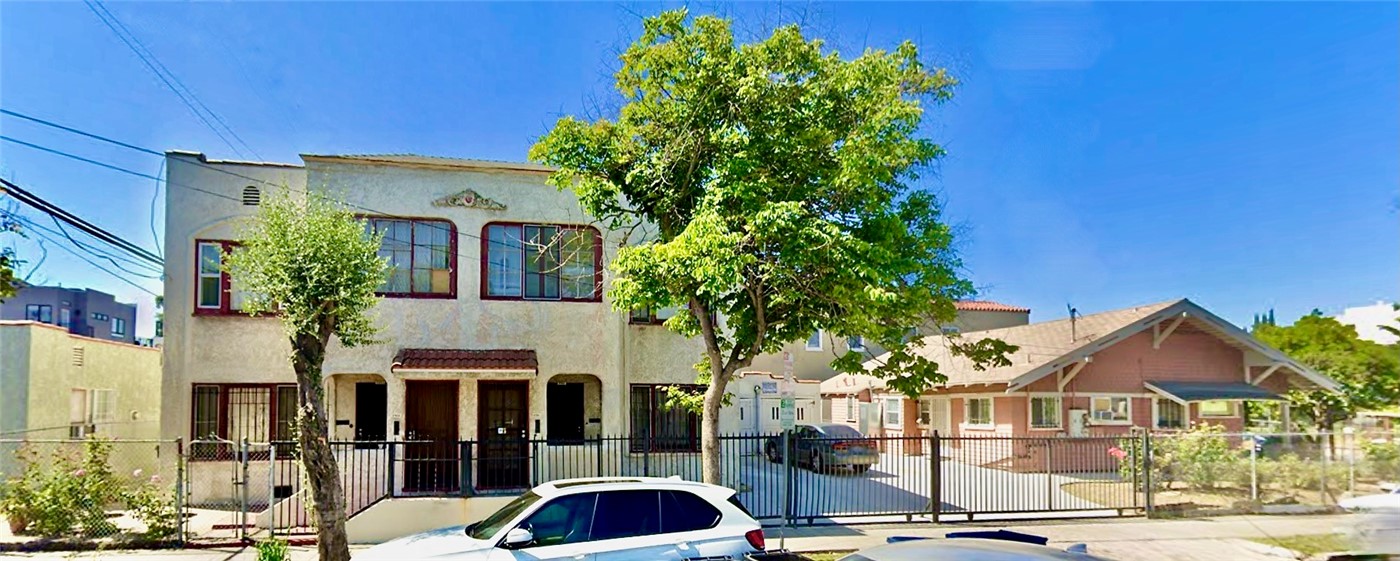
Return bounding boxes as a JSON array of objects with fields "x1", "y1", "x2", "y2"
[
  {"x1": 701, "y1": 372, "x2": 727, "y2": 485},
  {"x1": 292, "y1": 336, "x2": 351, "y2": 561}
]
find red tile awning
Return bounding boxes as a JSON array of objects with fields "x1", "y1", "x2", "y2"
[{"x1": 391, "y1": 348, "x2": 538, "y2": 372}]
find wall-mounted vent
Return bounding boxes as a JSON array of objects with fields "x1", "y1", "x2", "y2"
[
  {"x1": 242, "y1": 186, "x2": 261, "y2": 206},
  {"x1": 72, "y1": 346, "x2": 85, "y2": 367}
]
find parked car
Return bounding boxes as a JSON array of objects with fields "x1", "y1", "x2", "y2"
[
  {"x1": 837, "y1": 531, "x2": 1113, "y2": 561},
  {"x1": 764, "y1": 424, "x2": 880, "y2": 474},
  {"x1": 1340, "y1": 486, "x2": 1400, "y2": 512},
  {"x1": 353, "y1": 476, "x2": 765, "y2": 560}
]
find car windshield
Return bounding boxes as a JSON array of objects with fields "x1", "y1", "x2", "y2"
[
  {"x1": 817, "y1": 425, "x2": 863, "y2": 438},
  {"x1": 467, "y1": 491, "x2": 542, "y2": 540}
]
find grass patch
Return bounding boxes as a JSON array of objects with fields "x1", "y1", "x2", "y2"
[{"x1": 1247, "y1": 534, "x2": 1350, "y2": 556}]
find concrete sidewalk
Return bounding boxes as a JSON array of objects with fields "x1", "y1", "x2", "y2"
[{"x1": 0, "y1": 514, "x2": 1371, "y2": 560}]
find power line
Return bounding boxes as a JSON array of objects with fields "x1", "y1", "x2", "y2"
[
  {"x1": 5, "y1": 213, "x2": 159, "y2": 297},
  {"x1": 0, "y1": 176, "x2": 163, "y2": 266},
  {"x1": 82, "y1": 0, "x2": 260, "y2": 160}
]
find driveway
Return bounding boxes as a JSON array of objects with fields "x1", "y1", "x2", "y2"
[{"x1": 735, "y1": 450, "x2": 1122, "y2": 521}]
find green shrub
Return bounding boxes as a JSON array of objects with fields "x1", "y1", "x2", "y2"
[
  {"x1": 1170, "y1": 424, "x2": 1243, "y2": 491},
  {"x1": 256, "y1": 537, "x2": 290, "y2": 561},
  {"x1": 0, "y1": 439, "x2": 127, "y2": 538},
  {"x1": 1361, "y1": 440, "x2": 1400, "y2": 482}
]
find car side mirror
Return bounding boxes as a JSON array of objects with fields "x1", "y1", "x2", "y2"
[{"x1": 501, "y1": 527, "x2": 533, "y2": 549}]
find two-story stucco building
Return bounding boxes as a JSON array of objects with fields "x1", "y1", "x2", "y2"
[{"x1": 161, "y1": 152, "x2": 707, "y2": 505}]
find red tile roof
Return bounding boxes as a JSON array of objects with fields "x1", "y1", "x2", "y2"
[
  {"x1": 955, "y1": 300, "x2": 1031, "y2": 313},
  {"x1": 392, "y1": 348, "x2": 538, "y2": 371}
]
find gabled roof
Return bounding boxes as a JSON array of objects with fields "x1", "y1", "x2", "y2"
[
  {"x1": 301, "y1": 153, "x2": 552, "y2": 174},
  {"x1": 955, "y1": 300, "x2": 1031, "y2": 313},
  {"x1": 833, "y1": 298, "x2": 1339, "y2": 395}
]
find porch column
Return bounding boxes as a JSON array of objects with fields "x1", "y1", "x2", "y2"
[{"x1": 1281, "y1": 402, "x2": 1293, "y2": 449}]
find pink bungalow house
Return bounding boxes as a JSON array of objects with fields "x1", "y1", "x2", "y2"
[{"x1": 822, "y1": 299, "x2": 1338, "y2": 459}]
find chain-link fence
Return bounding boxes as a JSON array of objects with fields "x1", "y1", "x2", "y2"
[{"x1": 0, "y1": 438, "x2": 181, "y2": 547}]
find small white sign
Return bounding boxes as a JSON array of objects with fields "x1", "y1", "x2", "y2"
[
  {"x1": 760, "y1": 381, "x2": 778, "y2": 395},
  {"x1": 779, "y1": 396, "x2": 796, "y2": 430}
]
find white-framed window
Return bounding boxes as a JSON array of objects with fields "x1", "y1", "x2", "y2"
[
  {"x1": 197, "y1": 242, "x2": 224, "y2": 310},
  {"x1": 1199, "y1": 400, "x2": 1237, "y2": 418},
  {"x1": 847, "y1": 336, "x2": 864, "y2": 352},
  {"x1": 1154, "y1": 399, "x2": 1186, "y2": 429},
  {"x1": 1029, "y1": 396, "x2": 1062, "y2": 429},
  {"x1": 806, "y1": 330, "x2": 823, "y2": 351},
  {"x1": 111, "y1": 317, "x2": 127, "y2": 337},
  {"x1": 883, "y1": 397, "x2": 902, "y2": 427},
  {"x1": 90, "y1": 389, "x2": 115, "y2": 423},
  {"x1": 844, "y1": 396, "x2": 857, "y2": 422},
  {"x1": 964, "y1": 397, "x2": 994, "y2": 428},
  {"x1": 1090, "y1": 396, "x2": 1132, "y2": 425}
]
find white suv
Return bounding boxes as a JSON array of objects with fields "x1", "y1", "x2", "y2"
[{"x1": 355, "y1": 477, "x2": 766, "y2": 561}]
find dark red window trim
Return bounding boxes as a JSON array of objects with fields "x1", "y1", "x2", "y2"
[
  {"x1": 189, "y1": 383, "x2": 298, "y2": 460},
  {"x1": 479, "y1": 221, "x2": 603, "y2": 302},
  {"x1": 360, "y1": 216, "x2": 459, "y2": 299},
  {"x1": 193, "y1": 239, "x2": 240, "y2": 316}
]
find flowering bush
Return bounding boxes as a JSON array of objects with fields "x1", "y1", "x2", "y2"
[
  {"x1": 0, "y1": 439, "x2": 174, "y2": 540},
  {"x1": 1, "y1": 440, "x2": 123, "y2": 537}
]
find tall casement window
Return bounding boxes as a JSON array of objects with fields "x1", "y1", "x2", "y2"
[
  {"x1": 194, "y1": 240, "x2": 248, "y2": 314},
  {"x1": 965, "y1": 397, "x2": 994, "y2": 428},
  {"x1": 1155, "y1": 399, "x2": 1186, "y2": 430},
  {"x1": 190, "y1": 384, "x2": 298, "y2": 458},
  {"x1": 364, "y1": 218, "x2": 455, "y2": 297},
  {"x1": 630, "y1": 384, "x2": 701, "y2": 452},
  {"x1": 483, "y1": 223, "x2": 602, "y2": 301},
  {"x1": 1029, "y1": 396, "x2": 1062, "y2": 429}
]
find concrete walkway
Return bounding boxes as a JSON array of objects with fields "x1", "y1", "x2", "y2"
[{"x1": 0, "y1": 514, "x2": 1377, "y2": 560}]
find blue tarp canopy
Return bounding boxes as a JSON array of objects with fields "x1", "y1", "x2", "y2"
[{"x1": 1145, "y1": 380, "x2": 1283, "y2": 402}]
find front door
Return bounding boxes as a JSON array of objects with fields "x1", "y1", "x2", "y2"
[
  {"x1": 404, "y1": 380, "x2": 459, "y2": 493},
  {"x1": 478, "y1": 381, "x2": 529, "y2": 490},
  {"x1": 547, "y1": 382, "x2": 585, "y2": 443},
  {"x1": 354, "y1": 382, "x2": 387, "y2": 447}
]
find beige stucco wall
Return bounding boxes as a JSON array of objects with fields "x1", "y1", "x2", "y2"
[
  {"x1": 162, "y1": 154, "x2": 703, "y2": 445},
  {"x1": 1, "y1": 321, "x2": 162, "y2": 440}
]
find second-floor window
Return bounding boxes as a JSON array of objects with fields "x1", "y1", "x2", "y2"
[
  {"x1": 111, "y1": 317, "x2": 127, "y2": 337},
  {"x1": 25, "y1": 304, "x2": 52, "y2": 323},
  {"x1": 195, "y1": 240, "x2": 247, "y2": 314},
  {"x1": 484, "y1": 223, "x2": 601, "y2": 301},
  {"x1": 365, "y1": 218, "x2": 455, "y2": 297}
]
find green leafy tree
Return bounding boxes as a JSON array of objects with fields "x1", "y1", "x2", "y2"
[
  {"x1": 1254, "y1": 311, "x2": 1400, "y2": 432},
  {"x1": 531, "y1": 10, "x2": 1012, "y2": 483},
  {"x1": 0, "y1": 248, "x2": 18, "y2": 302},
  {"x1": 224, "y1": 192, "x2": 388, "y2": 561}
]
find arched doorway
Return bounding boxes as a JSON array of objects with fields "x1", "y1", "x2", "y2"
[
  {"x1": 327, "y1": 373, "x2": 388, "y2": 445},
  {"x1": 546, "y1": 374, "x2": 602, "y2": 443}
]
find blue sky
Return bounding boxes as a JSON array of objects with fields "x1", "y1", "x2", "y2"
[{"x1": 2, "y1": 2, "x2": 1396, "y2": 338}]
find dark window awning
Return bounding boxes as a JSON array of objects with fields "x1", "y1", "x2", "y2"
[
  {"x1": 1145, "y1": 380, "x2": 1282, "y2": 402},
  {"x1": 392, "y1": 348, "x2": 537, "y2": 372}
]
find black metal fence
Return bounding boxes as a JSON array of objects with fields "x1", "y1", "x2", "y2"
[{"x1": 173, "y1": 430, "x2": 1397, "y2": 539}]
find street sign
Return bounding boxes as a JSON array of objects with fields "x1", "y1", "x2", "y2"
[{"x1": 779, "y1": 396, "x2": 796, "y2": 430}]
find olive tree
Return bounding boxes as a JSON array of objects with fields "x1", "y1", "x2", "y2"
[{"x1": 224, "y1": 192, "x2": 387, "y2": 561}]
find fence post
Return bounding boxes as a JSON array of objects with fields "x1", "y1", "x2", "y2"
[
  {"x1": 929, "y1": 431, "x2": 941, "y2": 523},
  {"x1": 175, "y1": 438, "x2": 186, "y2": 545},
  {"x1": 1322, "y1": 431, "x2": 1332, "y2": 506},
  {"x1": 595, "y1": 436, "x2": 604, "y2": 478},
  {"x1": 239, "y1": 438, "x2": 249, "y2": 541},
  {"x1": 387, "y1": 442, "x2": 397, "y2": 498},
  {"x1": 1249, "y1": 433, "x2": 1259, "y2": 503},
  {"x1": 1142, "y1": 431, "x2": 1154, "y2": 516},
  {"x1": 1045, "y1": 438, "x2": 1054, "y2": 511},
  {"x1": 269, "y1": 442, "x2": 277, "y2": 538},
  {"x1": 467, "y1": 439, "x2": 478, "y2": 495}
]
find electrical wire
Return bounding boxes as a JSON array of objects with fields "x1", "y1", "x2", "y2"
[
  {"x1": 82, "y1": 0, "x2": 260, "y2": 160},
  {"x1": 0, "y1": 175, "x2": 163, "y2": 265},
  {"x1": 6, "y1": 214, "x2": 159, "y2": 297}
]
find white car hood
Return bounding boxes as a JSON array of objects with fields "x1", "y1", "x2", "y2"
[
  {"x1": 1341, "y1": 493, "x2": 1400, "y2": 512},
  {"x1": 354, "y1": 525, "x2": 496, "y2": 560}
]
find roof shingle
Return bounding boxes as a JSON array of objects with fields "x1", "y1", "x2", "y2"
[
  {"x1": 955, "y1": 300, "x2": 1031, "y2": 313},
  {"x1": 392, "y1": 348, "x2": 538, "y2": 371}
]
